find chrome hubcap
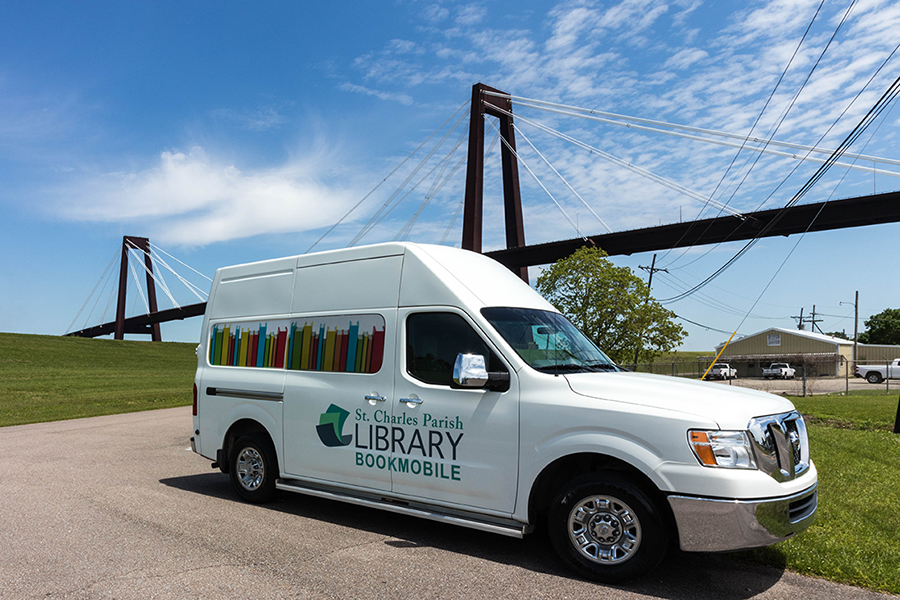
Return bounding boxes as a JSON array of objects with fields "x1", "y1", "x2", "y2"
[
  {"x1": 568, "y1": 495, "x2": 641, "y2": 564},
  {"x1": 236, "y1": 447, "x2": 265, "y2": 491}
]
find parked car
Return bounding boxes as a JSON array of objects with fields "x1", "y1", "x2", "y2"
[
  {"x1": 855, "y1": 358, "x2": 900, "y2": 384},
  {"x1": 707, "y1": 363, "x2": 737, "y2": 380},
  {"x1": 762, "y1": 363, "x2": 796, "y2": 379}
]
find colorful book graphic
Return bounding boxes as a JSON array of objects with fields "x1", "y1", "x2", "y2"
[{"x1": 209, "y1": 317, "x2": 385, "y2": 373}]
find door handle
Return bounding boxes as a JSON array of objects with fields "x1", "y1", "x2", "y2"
[
  {"x1": 365, "y1": 394, "x2": 386, "y2": 404},
  {"x1": 399, "y1": 395, "x2": 423, "y2": 408}
]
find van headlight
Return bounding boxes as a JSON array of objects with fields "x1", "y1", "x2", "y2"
[{"x1": 689, "y1": 430, "x2": 757, "y2": 469}]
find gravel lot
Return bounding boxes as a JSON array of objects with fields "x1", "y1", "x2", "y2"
[
  {"x1": 708, "y1": 375, "x2": 884, "y2": 396},
  {"x1": 0, "y1": 407, "x2": 892, "y2": 599}
]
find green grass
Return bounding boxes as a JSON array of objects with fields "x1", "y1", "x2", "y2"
[
  {"x1": 733, "y1": 393, "x2": 900, "y2": 595},
  {"x1": 791, "y1": 394, "x2": 900, "y2": 431},
  {"x1": 0, "y1": 332, "x2": 197, "y2": 427},
  {"x1": 653, "y1": 350, "x2": 713, "y2": 362}
]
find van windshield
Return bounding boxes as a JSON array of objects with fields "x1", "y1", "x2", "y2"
[{"x1": 481, "y1": 307, "x2": 620, "y2": 374}]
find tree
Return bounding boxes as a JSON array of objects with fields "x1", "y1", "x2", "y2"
[
  {"x1": 858, "y1": 308, "x2": 900, "y2": 345},
  {"x1": 535, "y1": 246, "x2": 686, "y2": 364},
  {"x1": 824, "y1": 331, "x2": 849, "y2": 340}
]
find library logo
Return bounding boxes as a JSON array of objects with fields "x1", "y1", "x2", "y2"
[{"x1": 316, "y1": 404, "x2": 353, "y2": 447}]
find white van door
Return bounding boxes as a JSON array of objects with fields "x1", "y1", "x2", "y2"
[
  {"x1": 389, "y1": 308, "x2": 519, "y2": 514},
  {"x1": 282, "y1": 311, "x2": 396, "y2": 492}
]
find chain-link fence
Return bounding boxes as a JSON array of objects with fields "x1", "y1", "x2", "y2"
[{"x1": 627, "y1": 357, "x2": 898, "y2": 396}]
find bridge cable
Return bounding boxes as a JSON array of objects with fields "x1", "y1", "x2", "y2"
[
  {"x1": 307, "y1": 99, "x2": 468, "y2": 253},
  {"x1": 127, "y1": 247, "x2": 180, "y2": 310},
  {"x1": 659, "y1": 69, "x2": 900, "y2": 304},
  {"x1": 148, "y1": 242, "x2": 212, "y2": 282},
  {"x1": 349, "y1": 108, "x2": 468, "y2": 246},
  {"x1": 438, "y1": 131, "x2": 501, "y2": 245},
  {"x1": 394, "y1": 126, "x2": 469, "y2": 241},
  {"x1": 655, "y1": 0, "x2": 839, "y2": 270},
  {"x1": 144, "y1": 248, "x2": 209, "y2": 302},
  {"x1": 505, "y1": 100, "x2": 899, "y2": 178},
  {"x1": 495, "y1": 107, "x2": 744, "y2": 217},
  {"x1": 353, "y1": 114, "x2": 468, "y2": 245},
  {"x1": 485, "y1": 119, "x2": 586, "y2": 239},
  {"x1": 512, "y1": 122, "x2": 613, "y2": 233},
  {"x1": 126, "y1": 255, "x2": 151, "y2": 314},
  {"x1": 66, "y1": 247, "x2": 119, "y2": 334},
  {"x1": 489, "y1": 95, "x2": 900, "y2": 169}
]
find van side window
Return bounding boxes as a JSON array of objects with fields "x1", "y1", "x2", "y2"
[{"x1": 406, "y1": 312, "x2": 506, "y2": 386}]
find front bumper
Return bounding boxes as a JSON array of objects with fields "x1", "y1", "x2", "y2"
[{"x1": 667, "y1": 483, "x2": 817, "y2": 552}]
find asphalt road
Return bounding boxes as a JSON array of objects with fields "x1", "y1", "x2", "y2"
[{"x1": 0, "y1": 407, "x2": 892, "y2": 600}]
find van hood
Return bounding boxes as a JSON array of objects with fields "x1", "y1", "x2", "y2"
[{"x1": 564, "y1": 371, "x2": 796, "y2": 429}]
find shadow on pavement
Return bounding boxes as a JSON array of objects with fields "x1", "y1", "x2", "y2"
[{"x1": 161, "y1": 472, "x2": 784, "y2": 599}]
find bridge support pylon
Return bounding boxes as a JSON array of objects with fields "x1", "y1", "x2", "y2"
[
  {"x1": 462, "y1": 83, "x2": 528, "y2": 282},
  {"x1": 115, "y1": 236, "x2": 162, "y2": 341}
]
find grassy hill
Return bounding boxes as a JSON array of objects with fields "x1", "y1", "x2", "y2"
[{"x1": 0, "y1": 332, "x2": 197, "y2": 427}]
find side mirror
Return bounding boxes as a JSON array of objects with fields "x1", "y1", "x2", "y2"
[{"x1": 453, "y1": 354, "x2": 510, "y2": 391}]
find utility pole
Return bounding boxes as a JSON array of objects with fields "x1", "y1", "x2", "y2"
[
  {"x1": 633, "y1": 254, "x2": 668, "y2": 369},
  {"x1": 810, "y1": 305, "x2": 824, "y2": 334},
  {"x1": 854, "y1": 290, "x2": 859, "y2": 364},
  {"x1": 792, "y1": 306, "x2": 824, "y2": 333},
  {"x1": 840, "y1": 290, "x2": 859, "y2": 371}
]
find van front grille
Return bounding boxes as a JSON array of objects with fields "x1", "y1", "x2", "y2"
[{"x1": 747, "y1": 411, "x2": 811, "y2": 482}]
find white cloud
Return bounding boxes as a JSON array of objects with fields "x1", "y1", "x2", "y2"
[
  {"x1": 664, "y1": 47, "x2": 709, "y2": 70},
  {"x1": 340, "y1": 82, "x2": 415, "y2": 105},
  {"x1": 456, "y1": 4, "x2": 487, "y2": 26},
  {"x1": 54, "y1": 146, "x2": 361, "y2": 247},
  {"x1": 423, "y1": 3, "x2": 450, "y2": 22}
]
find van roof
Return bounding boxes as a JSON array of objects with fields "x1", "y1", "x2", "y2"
[{"x1": 209, "y1": 242, "x2": 554, "y2": 320}]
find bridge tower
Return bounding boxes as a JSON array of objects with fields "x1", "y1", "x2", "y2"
[
  {"x1": 114, "y1": 236, "x2": 162, "y2": 341},
  {"x1": 462, "y1": 83, "x2": 528, "y2": 282}
]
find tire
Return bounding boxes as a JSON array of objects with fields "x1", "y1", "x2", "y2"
[
  {"x1": 229, "y1": 434, "x2": 278, "y2": 503},
  {"x1": 548, "y1": 474, "x2": 668, "y2": 583},
  {"x1": 866, "y1": 372, "x2": 883, "y2": 384}
]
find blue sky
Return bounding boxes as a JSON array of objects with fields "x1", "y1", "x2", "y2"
[{"x1": 1, "y1": 0, "x2": 899, "y2": 352}]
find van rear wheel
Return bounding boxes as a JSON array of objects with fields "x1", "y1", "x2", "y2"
[
  {"x1": 229, "y1": 434, "x2": 278, "y2": 503},
  {"x1": 548, "y1": 474, "x2": 667, "y2": 583}
]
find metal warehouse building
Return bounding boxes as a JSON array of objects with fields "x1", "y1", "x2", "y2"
[{"x1": 714, "y1": 327, "x2": 900, "y2": 378}]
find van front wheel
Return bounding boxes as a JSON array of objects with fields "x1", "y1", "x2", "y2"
[
  {"x1": 229, "y1": 435, "x2": 278, "y2": 504},
  {"x1": 548, "y1": 474, "x2": 667, "y2": 583}
]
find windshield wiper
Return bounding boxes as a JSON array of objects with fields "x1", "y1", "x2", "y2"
[
  {"x1": 583, "y1": 361, "x2": 619, "y2": 371},
  {"x1": 534, "y1": 362, "x2": 617, "y2": 374}
]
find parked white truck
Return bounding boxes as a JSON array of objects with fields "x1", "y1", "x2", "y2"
[
  {"x1": 762, "y1": 363, "x2": 796, "y2": 379},
  {"x1": 855, "y1": 358, "x2": 900, "y2": 384},
  {"x1": 190, "y1": 242, "x2": 817, "y2": 583},
  {"x1": 706, "y1": 363, "x2": 738, "y2": 380}
]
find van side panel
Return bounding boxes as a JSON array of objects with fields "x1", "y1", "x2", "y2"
[
  {"x1": 293, "y1": 256, "x2": 403, "y2": 313},
  {"x1": 208, "y1": 257, "x2": 296, "y2": 320}
]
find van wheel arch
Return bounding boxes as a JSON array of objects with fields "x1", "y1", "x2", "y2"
[
  {"x1": 528, "y1": 454, "x2": 675, "y2": 540},
  {"x1": 220, "y1": 419, "x2": 275, "y2": 474}
]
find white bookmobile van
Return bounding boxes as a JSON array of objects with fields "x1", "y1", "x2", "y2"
[{"x1": 191, "y1": 242, "x2": 817, "y2": 582}]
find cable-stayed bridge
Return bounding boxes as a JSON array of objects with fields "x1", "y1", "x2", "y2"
[{"x1": 66, "y1": 82, "x2": 900, "y2": 340}]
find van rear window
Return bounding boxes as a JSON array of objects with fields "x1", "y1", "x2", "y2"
[{"x1": 209, "y1": 314, "x2": 385, "y2": 373}]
